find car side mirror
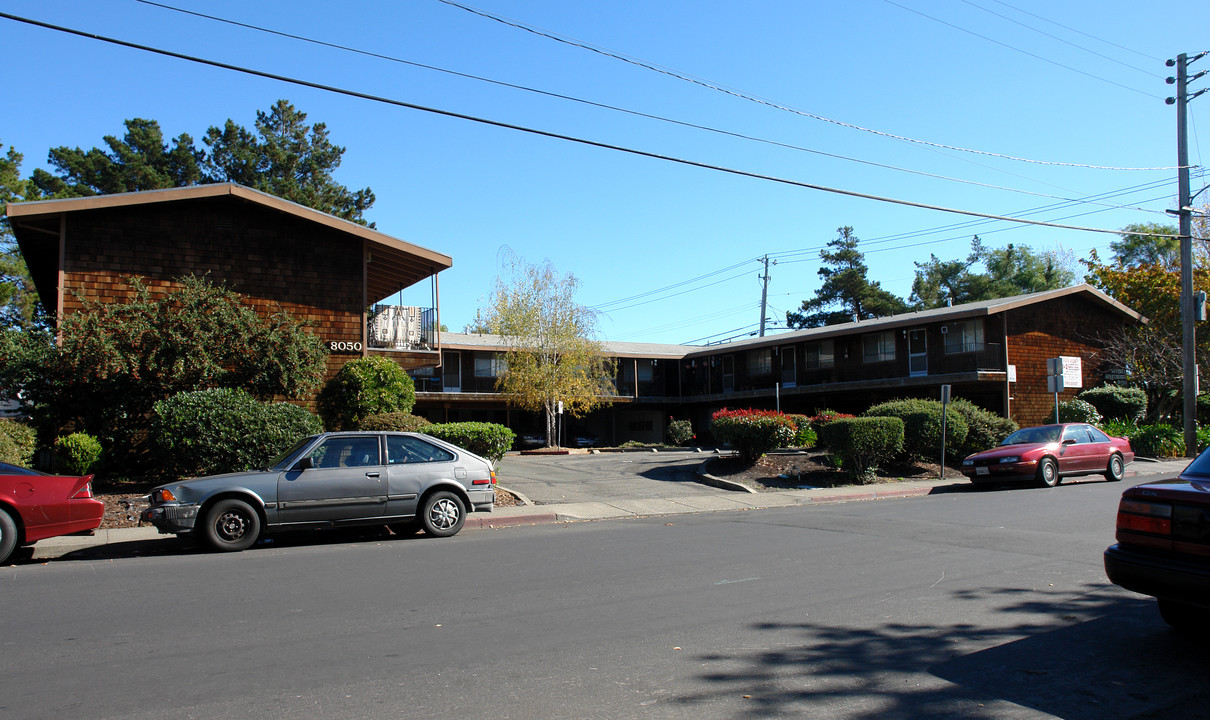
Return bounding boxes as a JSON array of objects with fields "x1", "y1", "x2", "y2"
[
  {"x1": 1062, "y1": 438, "x2": 1076, "y2": 446},
  {"x1": 295, "y1": 456, "x2": 315, "y2": 471}
]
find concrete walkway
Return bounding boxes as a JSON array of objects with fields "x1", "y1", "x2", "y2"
[{"x1": 25, "y1": 455, "x2": 1191, "y2": 561}]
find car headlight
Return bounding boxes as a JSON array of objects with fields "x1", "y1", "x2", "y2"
[
  {"x1": 999, "y1": 456, "x2": 1020, "y2": 464},
  {"x1": 962, "y1": 459, "x2": 973, "y2": 466}
]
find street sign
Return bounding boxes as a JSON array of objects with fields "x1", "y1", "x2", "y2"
[{"x1": 1047, "y1": 356, "x2": 1082, "y2": 389}]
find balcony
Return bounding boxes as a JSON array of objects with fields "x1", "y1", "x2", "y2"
[{"x1": 367, "y1": 304, "x2": 437, "y2": 351}]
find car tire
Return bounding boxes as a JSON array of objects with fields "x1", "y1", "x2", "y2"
[
  {"x1": 0, "y1": 508, "x2": 18, "y2": 565},
  {"x1": 1157, "y1": 598, "x2": 1208, "y2": 632},
  {"x1": 199, "y1": 498, "x2": 261, "y2": 552},
  {"x1": 1105, "y1": 454, "x2": 1125, "y2": 482},
  {"x1": 1036, "y1": 458, "x2": 1060, "y2": 488},
  {"x1": 420, "y1": 491, "x2": 465, "y2": 538}
]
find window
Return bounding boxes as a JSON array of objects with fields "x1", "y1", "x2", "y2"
[
  {"x1": 309, "y1": 436, "x2": 381, "y2": 469},
  {"x1": 636, "y1": 359, "x2": 654, "y2": 383},
  {"x1": 863, "y1": 331, "x2": 895, "y2": 363},
  {"x1": 944, "y1": 319, "x2": 984, "y2": 354},
  {"x1": 747, "y1": 348, "x2": 772, "y2": 375},
  {"x1": 804, "y1": 340, "x2": 835, "y2": 369},
  {"x1": 474, "y1": 354, "x2": 504, "y2": 378},
  {"x1": 386, "y1": 435, "x2": 455, "y2": 464}
]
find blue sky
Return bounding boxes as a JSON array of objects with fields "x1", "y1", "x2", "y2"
[{"x1": 2, "y1": 0, "x2": 1207, "y2": 345}]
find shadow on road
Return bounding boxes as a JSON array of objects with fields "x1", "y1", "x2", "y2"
[
  {"x1": 25, "y1": 525, "x2": 431, "y2": 564},
  {"x1": 673, "y1": 584, "x2": 1206, "y2": 719}
]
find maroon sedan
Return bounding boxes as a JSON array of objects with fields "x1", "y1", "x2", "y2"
[
  {"x1": 960, "y1": 423, "x2": 1134, "y2": 488},
  {"x1": 0, "y1": 461, "x2": 105, "y2": 565},
  {"x1": 1105, "y1": 451, "x2": 1210, "y2": 630}
]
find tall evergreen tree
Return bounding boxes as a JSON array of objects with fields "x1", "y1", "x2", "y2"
[
  {"x1": 0, "y1": 142, "x2": 41, "y2": 330},
  {"x1": 28, "y1": 119, "x2": 203, "y2": 198},
  {"x1": 786, "y1": 227, "x2": 908, "y2": 329},
  {"x1": 203, "y1": 100, "x2": 375, "y2": 225}
]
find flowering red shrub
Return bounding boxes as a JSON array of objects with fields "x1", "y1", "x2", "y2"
[{"x1": 710, "y1": 408, "x2": 796, "y2": 462}]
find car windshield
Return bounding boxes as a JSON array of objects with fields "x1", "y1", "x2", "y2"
[
  {"x1": 1001, "y1": 426, "x2": 1061, "y2": 446},
  {"x1": 265, "y1": 436, "x2": 318, "y2": 471}
]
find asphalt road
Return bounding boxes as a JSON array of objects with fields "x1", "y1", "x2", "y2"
[
  {"x1": 1, "y1": 464, "x2": 1203, "y2": 720},
  {"x1": 496, "y1": 451, "x2": 720, "y2": 504}
]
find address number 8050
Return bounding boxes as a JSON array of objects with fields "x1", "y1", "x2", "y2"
[{"x1": 329, "y1": 341, "x2": 363, "y2": 352}]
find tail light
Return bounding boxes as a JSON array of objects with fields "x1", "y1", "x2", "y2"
[
  {"x1": 71, "y1": 475, "x2": 96, "y2": 499},
  {"x1": 1117, "y1": 498, "x2": 1173, "y2": 549},
  {"x1": 491, "y1": 469, "x2": 497, "y2": 484}
]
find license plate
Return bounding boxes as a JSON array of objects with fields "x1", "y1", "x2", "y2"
[{"x1": 976, "y1": 466, "x2": 990, "y2": 475}]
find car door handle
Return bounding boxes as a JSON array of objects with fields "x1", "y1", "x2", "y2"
[{"x1": 366, "y1": 472, "x2": 381, "y2": 478}]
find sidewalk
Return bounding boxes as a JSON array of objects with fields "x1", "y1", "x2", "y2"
[{"x1": 28, "y1": 456, "x2": 1190, "y2": 561}]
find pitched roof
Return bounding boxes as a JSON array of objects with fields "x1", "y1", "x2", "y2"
[
  {"x1": 684, "y1": 284, "x2": 1142, "y2": 357},
  {"x1": 6, "y1": 183, "x2": 452, "y2": 304},
  {"x1": 442, "y1": 285, "x2": 1141, "y2": 360}
]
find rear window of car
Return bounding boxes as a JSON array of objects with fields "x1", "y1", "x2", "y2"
[
  {"x1": 1183, "y1": 448, "x2": 1210, "y2": 478},
  {"x1": 387, "y1": 435, "x2": 455, "y2": 464}
]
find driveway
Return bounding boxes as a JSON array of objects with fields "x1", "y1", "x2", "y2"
[{"x1": 496, "y1": 450, "x2": 724, "y2": 505}]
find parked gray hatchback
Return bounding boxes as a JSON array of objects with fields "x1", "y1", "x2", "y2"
[{"x1": 143, "y1": 432, "x2": 496, "y2": 552}]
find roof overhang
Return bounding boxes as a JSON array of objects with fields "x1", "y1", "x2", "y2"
[{"x1": 5, "y1": 183, "x2": 452, "y2": 310}]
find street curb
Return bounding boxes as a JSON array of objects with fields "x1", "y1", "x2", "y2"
[{"x1": 465, "y1": 513, "x2": 560, "y2": 529}]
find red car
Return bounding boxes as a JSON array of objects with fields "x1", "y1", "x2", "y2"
[
  {"x1": 1105, "y1": 451, "x2": 1210, "y2": 630},
  {"x1": 0, "y1": 461, "x2": 105, "y2": 565},
  {"x1": 960, "y1": 423, "x2": 1134, "y2": 488}
]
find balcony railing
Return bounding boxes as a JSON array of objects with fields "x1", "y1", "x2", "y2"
[{"x1": 367, "y1": 304, "x2": 437, "y2": 351}]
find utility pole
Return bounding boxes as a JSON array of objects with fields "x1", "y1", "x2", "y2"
[
  {"x1": 1167, "y1": 52, "x2": 1208, "y2": 457},
  {"x1": 758, "y1": 255, "x2": 771, "y2": 337}
]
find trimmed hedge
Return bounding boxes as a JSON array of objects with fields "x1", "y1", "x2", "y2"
[
  {"x1": 817, "y1": 416, "x2": 905, "y2": 483},
  {"x1": 359, "y1": 412, "x2": 433, "y2": 432},
  {"x1": 710, "y1": 409, "x2": 797, "y2": 463},
  {"x1": 317, "y1": 356, "x2": 416, "y2": 431},
  {"x1": 1078, "y1": 386, "x2": 1146, "y2": 422},
  {"x1": 806, "y1": 410, "x2": 855, "y2": 449},
  {"x1": 863, "y1": 399, "x2": 969, "y2": 461},
  {"x1": 150, "y1": 388, "x2": 323, "y2": 479},
  {"x1": 948, "y1": 399, "x2": 1017, "y2": 458},
  {"x1": 425, "y1": 422, "x2": 515, "y2": 463},
  {"x1": 0, "y1": 418, "x2": 36, "y2": 467},
  {"x1": 53, "y1": 432, "x2": 103, "y2": 475}
]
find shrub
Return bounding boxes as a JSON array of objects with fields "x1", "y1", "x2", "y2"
[
  {"x1": 1079, "y1": 386, "x2": 1146, "y2": 422},
  {"x1": 0, "y1": 418, "x2": 37, "y2": 467},
  {"x1": 425, "y1": 422, "x2": 515, "y2": 463},
  {"x1": 150, "y1": 388, "x2": 323, "y2": 478},
  {"x1": 785, "y1": 414, "x2": 816, "y2": 447},
  {"x1": 817, "y1": 416, "x2": 905, "y2": 483},
  {"x1": 807, "y1": 409, "x2": 855, "y2": 449},
  {"x1": 358, "y1": 412, "x2": 432, "y2": 432},
  {"x1": 1199, "y1": 394, "x2": 1210, "y2": 424},
  {"x1": 53, "y1": 433, "x2": 103, "y2": 475},
  {"x1": 666, "y1": 418, "x2": 694, "y2": 446},
  {"x1": 710, "y1": 408, "x2": 797, "y2": 463},
  {"x1": 1050, "y1": 398, "x2": 1101, "y2": 424},
  {"x1": 863, "y1": 399, "x2": 969, "y2": 461},
  {"x1": 948, "y1": 399, "x2": 1017, "y2": 458},
  {"x1": 1128, "y1": 423, "x2": 1184, "y2": 458},
  {"x1": 317, "y1": 356, "x2": 416, "y2": 430}
]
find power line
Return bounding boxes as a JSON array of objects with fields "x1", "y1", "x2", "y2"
[
  {"x1": 881, "y1": 0, "x2": 1160, "y2": 99},
  {"x1": 985, "y1": 0, "x2": 1163, "y2": 63},
  {"x1": 0, "y1": 12, "x2": 1160, "y2": 239},
  {"x1": 956, "y1": 0, "x2": 1161, "y2": 79},
  {"x1": 136, "y1": 1, "x2": 1169, "y2": 213},
  {"x1": 436, "y1": 0, "x2": 1184, "y2": 170}
]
